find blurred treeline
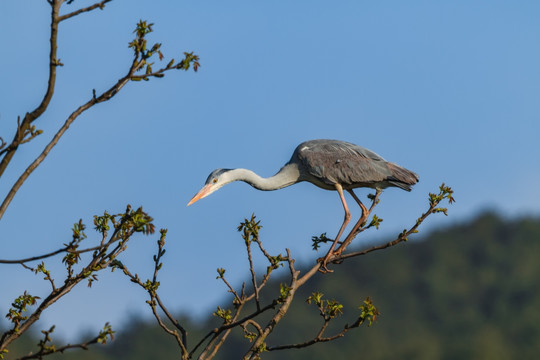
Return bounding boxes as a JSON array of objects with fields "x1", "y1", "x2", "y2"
[{"x1": 5, "y1": 212, "x2": 540, "y2": 359}]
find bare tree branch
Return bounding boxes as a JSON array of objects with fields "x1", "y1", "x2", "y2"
[
  {"x1": 191, "y1": 302, "x2": 277, "y2": 358},
  {"x1": 119, "y1": 234, "x2": 190, "y2": 358},
  {"x1": 0, "y1": 59, "x2": 142, "y2": 222},
  {"x1": 155, "y1": 293, "x2": 188, "y2": 347},
  {"x1": 0, "y1": 245, "x2": 101, "y2": 265},
  {"x1": 200, "y1": 304, "x2": 245, "y2": 360},
  {"x1": 266, "y1": 320, "x2": 347, "y2": 351},
  {"x1": 340, "y1": 184, "x2": 454, "y2": 261},
  {"x1": 148, "y1": 298, "x2": 188, "y2": 357},
  {"x1": 0, "y1": 0, "x2": 62, "y2": 179},
  {"x1": 0, "y1": 206, "x2": 150, "y2": 351},
  {"x1": 0, "y1": 136, "x2": 7, "y2": 156},
  {"x1": 267, "y1": 297, "x2": 379, "y2": 352},
  {"x1": 0, "y1": 17, "x2": 199, "y2": 225},
  {"x1": 16, "y1": 323, "x2": 113, "y2": 360},
  {"x1": 245, "y1": 238, "x2": 260, "y2": 311},
  {"x1": 58, "y1": 0, "x2": 113, "y2": 22},
  {"x1": 245, "y1": 249, "x2": 299, "y2": 359},
  {"x1": 110, "y1": 184, "x2": 453, "y2": 359},
  {"x1": 217, "y1": 271, "x2": 242, "y2": 304},
  {"x1": 1, "y1": 1, "x2": 203, "y2": 358}
]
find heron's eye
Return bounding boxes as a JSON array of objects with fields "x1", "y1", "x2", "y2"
[{"x1": 212, "y1": 178, "x2": 218, "y2": 184}]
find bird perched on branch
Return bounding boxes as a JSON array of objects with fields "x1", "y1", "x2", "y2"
[{"x1": 188, "y1": 139, "x2": 418, "y2": 271}]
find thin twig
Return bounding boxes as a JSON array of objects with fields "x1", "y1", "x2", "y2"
[
  {"x1": 252, "y1": 236, "x2": 276, "y2": 265},
  {"x1": 197, "y1": 302, "x2": 244, "y2": 360},
  {"x1": 243, "y1": 319, "x2": 263, "y2": 336},
  {"x1": 58, "y1": 0, "x2": 113, "y2": 22},
  {"x1": 339, "y1": 200, "x2": 437, "y2": 260},
  {"x1": 119, "y1": 236, "x2": 189, "y2": 356},
  {"x1": 203, "y1": 303, "x2": 246, "y2": 360},
  {"x1": 0, "y1": 136, "x2": 8, "y2": 156},
  {"x1": 218, "y1": 274, "x2": 242, "y2": 304},
  {"x1": 0, "y1": 245, "x2": 101, "y2": 264},
  {"x1": 191, "y1": 301, "x2": 277, "y2": 358},
  {"x1": 338, "y1": 185, "x2": 454, "y2": 263},
  {"x1": 245, "y1": 240, "x2": 260, "y2": 311},
  {"x1": 266, "y1": 321, "x2": 350, "y2": 351},
  {"x1": 149, "y1": 236, "x2": 188, "y2": 349},
  {"x1": 245, "y1": 249, "x2": 299, "y2": 359},
  {"x1": 17, "y1": 335, "x2": 101, "y2": 360},
  {"x1": 155, "y1": 293, "x2": 188, "y2": 347},
  {"x1": 148, "y1": 298, "x2": 188, "y2": 356}
]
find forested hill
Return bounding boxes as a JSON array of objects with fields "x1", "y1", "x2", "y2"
[{"x1": 13, "y1": 212, "x2": 540, "y2": 359}]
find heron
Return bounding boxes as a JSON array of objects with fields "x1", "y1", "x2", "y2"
[{"x1": 188, "y1": 139, "x2": 419, "y2": 271}]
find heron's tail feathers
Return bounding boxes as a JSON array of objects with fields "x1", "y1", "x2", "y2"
[{"x1": 386, "y1": 163, "x2": 419, "y2": 191}]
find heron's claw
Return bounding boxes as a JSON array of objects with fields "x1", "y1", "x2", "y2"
[
  {"x1": 318, "y1": 263, "x2": 333, "y2": 273},
  {"x1": 317, "y1": 255, "x2": 335, "y2": 273}
]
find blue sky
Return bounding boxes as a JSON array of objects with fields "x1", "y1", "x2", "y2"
[{"x1": 1, "y1": 1, "x2": 539, "y2": 340}]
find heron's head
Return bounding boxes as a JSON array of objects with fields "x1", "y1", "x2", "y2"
[{"x1": 187, "y1": 169, "x2": 233, "y2": 206}]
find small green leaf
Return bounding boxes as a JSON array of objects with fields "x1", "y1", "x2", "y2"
[
  {"x1": 213, "y1": 306, "x2": 232, "y2": 324},
  {"x1": 358, "y1": 297, "x2": 380, "y2": 326},
  {"x1": 278, "y1": 283, "x2": 291, "y2": 302},
  {"x1": 306, "y1": 292, "x2": 324, "y2": 306}
]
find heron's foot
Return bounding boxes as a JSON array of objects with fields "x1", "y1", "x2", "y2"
[
  {"x1": 317, "y1": 262, "x2": 333, "y2": 273},
  {"x1": 317, "y1": 253, "x2": 335, "y2": 273}
]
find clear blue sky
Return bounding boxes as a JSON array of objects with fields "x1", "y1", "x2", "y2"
[{"x1": 1, "y1": 1, "x2": 539, "y2": 340}]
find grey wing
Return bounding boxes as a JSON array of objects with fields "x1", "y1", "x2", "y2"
[{"x1": 292, "y1": 140, "x2": 391, "y2": 187}]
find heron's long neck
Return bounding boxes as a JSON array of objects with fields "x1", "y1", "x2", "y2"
[{"x1": 228, "y1": 163, "x2": 301, "y2": 191}]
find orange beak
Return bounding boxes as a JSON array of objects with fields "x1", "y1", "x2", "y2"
[{"x1": 187, "y1": 184, "x2": 213, "y2": 206}]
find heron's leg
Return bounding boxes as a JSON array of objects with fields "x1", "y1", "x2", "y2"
[
  {"x1": 334, "y1": 189, "x2": 369, "y2": 256},
  {"x1": 319, "y1": 184, "x2": 351, "y2": 272}
]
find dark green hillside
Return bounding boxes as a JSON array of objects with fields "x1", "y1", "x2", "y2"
[{"x1": 8, "y1": 212, "x2": 540, "y2": 359}]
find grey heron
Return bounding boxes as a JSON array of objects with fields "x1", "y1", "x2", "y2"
[{"x1": 188, "y1": 139, "x2": 419, "y2": 271}]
